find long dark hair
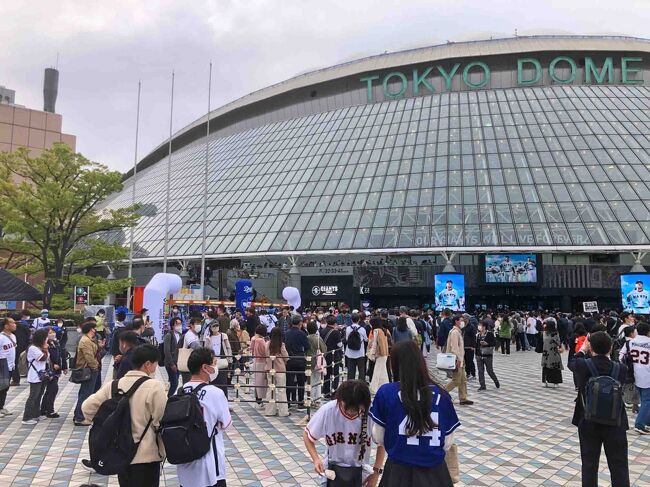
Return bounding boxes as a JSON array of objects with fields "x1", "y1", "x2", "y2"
[
  {"x1": 390, "y1": 340, "x2": 437, "y2": 436},
  {"x1": 333, "y1": 380, "x2": 372, "y2": 461},
  {"x1": 396, "y1": 316, "x2": 408, "y2": 332},
  {"x1": 268, "y1": 327, "x2": 283, "y2": 355}
]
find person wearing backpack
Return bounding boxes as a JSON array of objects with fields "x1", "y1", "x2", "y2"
[
  {"x1": 568, "y1": 331, "x2": 630, "y2": 487},
  {"x1": 619, "y1": 321, "x2": 650, "y2": 435},
  {"x1": 345, "y1": 313, "x2": 368, "y2": 382},
  {"x1": 81, "y1": 344, "x2": 167, "y2": 487},
  {"x1": 497, "y1": 315, "x2": 512, "y2": 355},
  {"x1": 174, "y1": 347, "x2": 232, "y2": 487}
]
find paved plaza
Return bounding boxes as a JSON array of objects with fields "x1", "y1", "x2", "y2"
[{"x1": 0, "y1": 351, "x2": 648, "y2": 487}]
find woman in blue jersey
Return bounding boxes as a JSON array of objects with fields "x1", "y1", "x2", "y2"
[{"x1": 370, "y1": 340, "x2": 459, "y2": 486}]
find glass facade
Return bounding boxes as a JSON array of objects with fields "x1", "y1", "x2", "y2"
[{"x1": 102, "y1": 84, "x2": 650, "y2": 259}]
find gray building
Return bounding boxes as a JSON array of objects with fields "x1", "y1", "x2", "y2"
[{"x1": 103, "y1": 35, "x2": 650, "y2": 311}]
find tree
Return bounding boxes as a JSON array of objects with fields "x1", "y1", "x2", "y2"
[{"x1": 0, "y1": 143, "x2": 140, "y2": 307}]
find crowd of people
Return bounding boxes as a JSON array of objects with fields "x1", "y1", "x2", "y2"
[{"x1": 0, "y1": 303, "x2": 648, "y2": 487}]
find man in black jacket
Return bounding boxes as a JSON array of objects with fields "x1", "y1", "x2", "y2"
[
  {"x1": 568, "y1": 331, "x2": 630, "y2": 487},
  {"x1": 244, "y1": 307, "x2": 261, "y2": 338},
  {"x1": 462, "y1": 314, "x2": 477, "y2": 379},
  {"x1": 114, "y1": 331, "x2": 139, "y2": 380},
  {"x1": 285, "y1": 315, "x2": 310, "y2": 410},
  {"x1": 110, "y1": 311, "x2": 127, "y2": 357},
  {"x1": 319, "y1": 314, "x2": 343, "y2": 399}
]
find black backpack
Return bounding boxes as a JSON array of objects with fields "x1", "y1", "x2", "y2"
[
  {"x1": 158, "y1": 338, "x2": 166, "y2": 367},
  {"x1": 88, "y1": 377, "x2": 152, "y2": 475},
  {"x1": 621, "y1": 341, "x2": 636, "y2": 385},
  {"x1": 582, "y1": 359, "x2": 624, "y2": 427},
  {"x1": 347, "y1": 326, "x2": 362, "y2": 351},
  {"x1": 159, "y1": 383, "x2": 215, "y2": 465}
]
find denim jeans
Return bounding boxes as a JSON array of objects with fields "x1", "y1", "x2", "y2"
[
  {"x1": 74, "y1": 370, "x2": 98, "y2": 422},
  {"x1": 165, "y1": 366, "x2": 179, "y2": 398},
  {"x1": 636, "y1": 386, "x2": 650, "y2": 429}
]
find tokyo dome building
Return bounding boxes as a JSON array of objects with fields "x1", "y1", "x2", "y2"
[{"x1": 104, "y1": 35, "x2": 650, "y2": 311}]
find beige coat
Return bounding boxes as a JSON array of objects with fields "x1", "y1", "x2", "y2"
[
  {"x1": 82, "y1": 370, "x2": 167, "y2": 464},
  {"x1": 445, "y1": 326, "x2": 465, "y2": 367},
  {"x1": 76, "y1": 335, "x2": 99, "y2": 370}
]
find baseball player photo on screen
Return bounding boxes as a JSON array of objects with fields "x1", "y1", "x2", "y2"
[
  {"x1": 434, "y1": 273, "x2": 465, "y2": 312},
  {"x1": 621, "y1": 273, "x2": 650, "y2": 315},
  {"x1": 485, "y1": 254, "x2": 537, "y2": 284}
]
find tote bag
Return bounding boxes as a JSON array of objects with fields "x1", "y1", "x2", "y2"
[
  {"x1": 177, "y1": 338, "x2": 192, "y2": 373},
  {"x1": 436, "y1": 353, "x2": 457, "y2": 370}
]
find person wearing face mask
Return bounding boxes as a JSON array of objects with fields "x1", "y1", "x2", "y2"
[
  {"x1": 176, "y1": 347, "x2": 232, "y2": 487},
  {"x1": 40, "y1": 326, "x2": 67, "y2": 418},
  {"x1": 115, "y1": 331, "x2": 139, "y2": 380},
  {"x1": 82, "y1": 344, "x2": 167, "y2": 487},
  {"x1": 164, "y1": 318, "x2": 183, "y2": 397},
  {"x1": 73, "y1": 322, "x2": 100, "y2": 426},
  {"x1": 475, "y1": 321, "x2": 500, "y2": 392},
  {"x1": 32, "y1": 309, "x2": 51, "y2": 330},
  {"x1": 180, "y1": 318, "x2": 203, "y2": 384},
  {"x1": 444, "y1": 316, "x2": 474, "y2": 406}
]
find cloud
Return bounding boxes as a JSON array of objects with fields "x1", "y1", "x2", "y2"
[{"x1": 0, "y1": 0, "x2": 647, "y2": 172}]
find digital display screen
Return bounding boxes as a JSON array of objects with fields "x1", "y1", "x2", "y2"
[
  {"x1": 434, "y1": 274, "x2": 465, "y2": 312},
  {"x1": 621, "y1": 273, "x2": 650, "y2": 315},
  {"x1": 485, "y1": 254, "x2": 537, "y2": 284}
]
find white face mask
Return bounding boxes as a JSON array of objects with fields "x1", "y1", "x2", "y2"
[
  {"x1": 320, "y1": 322, "x2": 327, "y2": 329},
  {"x1": 174, "y1": 325, "x2": 182, "y2": 333},
  {"x1": 206, "y1": 365, "x2": 218, "y2": 383},
  {"x1": 76, "y1": 327, "x2": 82, "y2": 333}
]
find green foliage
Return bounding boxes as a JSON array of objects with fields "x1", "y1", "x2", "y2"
[{"x1": 0, "y1": 144, "x2": 140, "y2": 306}]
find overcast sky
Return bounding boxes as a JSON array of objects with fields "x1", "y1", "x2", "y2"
[{"x1": 1, "y1": 0, "x2": 648, "y2": 172}]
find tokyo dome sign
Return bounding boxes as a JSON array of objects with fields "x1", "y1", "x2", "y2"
[{"x1": 361, "y1": 56, "x2": 644, "y2": 102}]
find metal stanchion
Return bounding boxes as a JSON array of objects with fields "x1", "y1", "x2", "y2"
[{"x1": 305, "y1": 355, "x2": 312, "y2": 420}]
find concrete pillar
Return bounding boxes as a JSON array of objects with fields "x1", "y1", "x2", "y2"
[{"x1": 289, "y1": 263, "x2": 301, "y2": 293}]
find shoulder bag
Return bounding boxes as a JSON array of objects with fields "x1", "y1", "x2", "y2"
[
  {"x1": 315, "y1": 337, "x2": 326, "y2": 371},
  {"x1": 177, "y1": 335, "x2": 193, "y2": 373},
  {"x1": 70, "y1": 366, "x2": 92, "y2": 384},
  {"x1": 216, "y1": 335, "x2": 229, "y2": 370}
]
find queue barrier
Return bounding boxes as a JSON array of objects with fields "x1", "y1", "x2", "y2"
[{"x1": 189, "y1": 346, "x2": 346, "y2": 420}]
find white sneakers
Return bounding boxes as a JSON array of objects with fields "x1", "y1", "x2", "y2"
[
  {"x1": 0, "y1": 408, "x2": 12, "y2": 416},
  {"x1": 21, "y1": 419, "x2": 38, "y2": 425}
]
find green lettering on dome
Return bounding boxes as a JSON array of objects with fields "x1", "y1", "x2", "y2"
[
  {"x1": 621, "y1": 57, "x2": 643, "y2": 84},
  {"x1": 413, "y1": 67, "x2": 435, "y2": 95},
  {"x1": 437, "y1": 63, "x2": 461, "y2": 91},
  {"x1": 517, "y1": 58, "x2": 542, "y2": 85},
  {"x1": 360, "y1": 75, "x2": 380, "y2": 102},
  {"x1": 585, "y1": 57, "x2": 613, "y2": 84},
  {"x1": 549, "y1": 56, "x2": 577, "y2": 84},
  {"x1": 462, "y1": 61, "x2": 490, "y2": 88},
  {"x1": 382, "y1": 72, "x2": 408, "y2": 99}
]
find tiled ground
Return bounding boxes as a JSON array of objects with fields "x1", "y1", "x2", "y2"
[{"x1": 0, "y1": 350, "x2": 648, "y2": 486}]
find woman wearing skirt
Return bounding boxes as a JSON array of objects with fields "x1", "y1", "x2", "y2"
[
  {"x1": 369, "y1": 340, "x2": 459, "y2": 486},
  {"x1": 369, "y1": 325, "x2": 390, "y2": 395},
  {"x1": 541, "y1": 320, "x2": 564, "y2": 387}
]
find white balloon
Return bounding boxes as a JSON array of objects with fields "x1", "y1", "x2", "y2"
[
  {"x1": 143, "y1": 273, "x2": 183, "y2": 342},
  {"x1": 282, "y1": 286, "x2": 301, "y2": 309}
]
